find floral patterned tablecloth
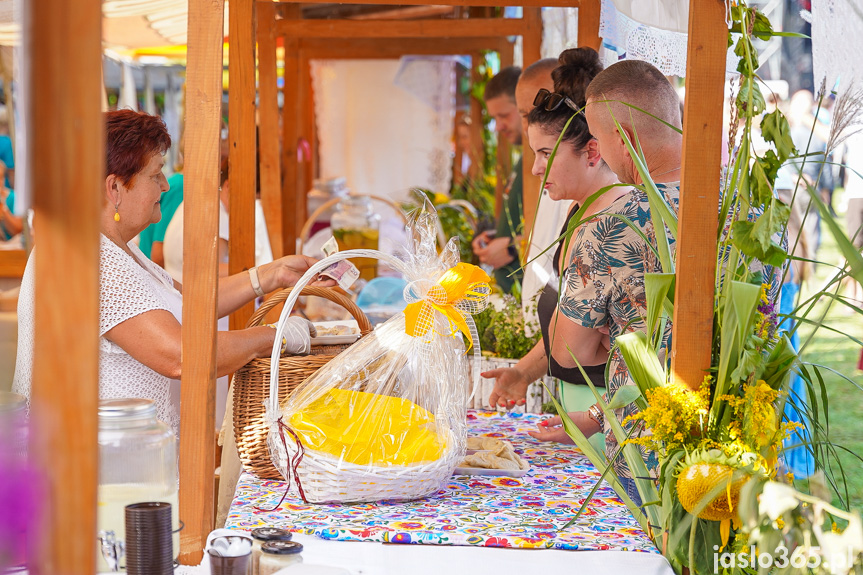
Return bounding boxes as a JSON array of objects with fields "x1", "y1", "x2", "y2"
[{"x1": 226, "y1": 410, "x2": 658, "y2": 553}]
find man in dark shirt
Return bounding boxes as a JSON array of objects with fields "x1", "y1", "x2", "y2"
[{"x1": 472, "y1": 66, "x2": 524, "y2": 293}]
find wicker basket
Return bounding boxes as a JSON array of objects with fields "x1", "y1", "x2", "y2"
[
  {"x1": 269, "y1": 428, "x2": 458, "y2": 504},
  {"x1": 233, "y1": 286, "x2": 372, "y2": 480}
]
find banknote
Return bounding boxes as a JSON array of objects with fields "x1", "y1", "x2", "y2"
[{"x1": 319, "y1": 259, "x2": 360, "y2": 290}]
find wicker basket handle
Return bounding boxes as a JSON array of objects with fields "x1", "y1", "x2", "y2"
[{"x1": 246, "y1": 286, "x2": 373, "y2": 336}]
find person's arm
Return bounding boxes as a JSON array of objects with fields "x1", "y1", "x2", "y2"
[
  {"x1": 216, "y1": 255, "x2": 334, "y2": 318},
  {"x1": 485, "y1": 339, "x2": 547, "y2": 408},
  {"x1": 103, "y1": 309, "x2": 281, "y2": 379},
  {"x1": 547, "y1": 308, "x2": 608, "y2": 369}
]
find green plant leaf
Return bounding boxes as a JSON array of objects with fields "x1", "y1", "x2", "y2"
[
  {"x1": 803, "y1": 181, "x2": 863, "y2": 286},
  {"x1": 737, "y1": 77, "x2": 766, "y2": 115},
  {"x1": 749, "y1": 157, "x2": 774, "y2": 206},
  {"x1": 751, "y1": 9, "x2": 775, "y2": 40},
  {"x1": 730, "y1": 219, "x2": 788, "y2": 266},
  {"x1": 644, "y1": 272, "x2": 675, "y2": 340},
  {"x1": 752, "y1": 199, "x2": 791, "y2": 251},
  {"x1": 760, "y1": 110, "x2": 796, "y2": 162},
  {"x1": 617, "y1": 331, "x2": 667, "y2": 398},
  {"x1": 607, "y1": 384, "x2": 643, "y2": 410}
]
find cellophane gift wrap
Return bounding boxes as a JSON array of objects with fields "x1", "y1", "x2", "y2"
[{"x1": 266, "y1": 208, "x2": 491, "y2": 504}]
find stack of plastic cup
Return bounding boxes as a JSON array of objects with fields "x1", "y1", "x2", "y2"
[{"x1": 124, "y1": 502, "x2": 173, "y2": 574}]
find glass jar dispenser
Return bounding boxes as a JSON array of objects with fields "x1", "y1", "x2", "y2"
[{"x1": 97, "y1": 398, "x2": 179, "y2": 572}]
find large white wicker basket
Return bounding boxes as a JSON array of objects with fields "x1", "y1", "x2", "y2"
[
  {"x1": 269, "y1": 426, "x2": 458, "y2": 504},
  {"x1": 266, "y1": 249, "x2": 469, "y2": 504}
]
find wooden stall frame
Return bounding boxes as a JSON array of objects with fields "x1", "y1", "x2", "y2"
[
  {"x1": 671, "y1": 0, "x2": 727, "y2": 390},
  {"x1": 17, "y1": 0, "x2": 726, "y2": 567},
  {"x1": 266, "y1": 9, "x2": 542, "y2": 256},
  {"x1": 178, "y1": 0, "x2": 225, "y2": 564},
  {"x1": 228, "y1": 0, "x2": 258, "y2": 331},
  {"x1": 27, "y1": 1, "x2": 103, "y2": 573}
]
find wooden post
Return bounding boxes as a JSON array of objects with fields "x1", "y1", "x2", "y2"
[
  {"x1": 178, "y1": 0, "x2": 224, "y2": 563},
  {"x1": 281, "y1": 5, "x2": 301, "y2": 255},
  {"x1": 521, "y1": 7, "x2": 543, "y2": 246},
  {"x1": 496, "y1": 42, "x2": 514, "y2": 222},
  {"x1": 577, "y1": 0, "x2": 602, "y2": 51},
  {"x1": 275, "y1": 17, "x2": 525, "y2": 38},
  {"x1": 298, "y1": 52, "x2": 313, "y2": 237},
  {"x1": 257, "y1": 1, "x2": 283, "y2": 257},
  {"x1": 228, "y1": 0, "x2": 257, "y2": 331},
  {"x1": 469, "y1": 50, "x2": 486, "y2": 208},
  {"x1": 671, "y1": 0, "x2": 727, "y2": 390},
  {"x1": 27, "y1": 1, "x2": 102, "y2": 573}
]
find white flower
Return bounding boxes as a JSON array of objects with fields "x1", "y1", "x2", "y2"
[
  {"x1": 817, "y1": 515, "x2": 863, "y2": 575},
  {"x1": 759, "y1": 481, "x2": 799, "y2": 521}
]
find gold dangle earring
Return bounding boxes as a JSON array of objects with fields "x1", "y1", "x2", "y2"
[{"x1": 114, "y1": 204, "x2": 120, "y2": 222}]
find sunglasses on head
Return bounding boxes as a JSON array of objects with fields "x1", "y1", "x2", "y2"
[{"x1": 533, "y1": 88, "x2": 583, "y2": 114}]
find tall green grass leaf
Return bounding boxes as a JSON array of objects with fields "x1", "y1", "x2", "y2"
[
  {"x1": 617, "y1": 331, "x2": 667, "y2": 397},
  {"x1": 645, "y1": 272, "x2": 676, "y2": 339},
  {"x1": 565, "y1": 345, "x2": 662, "y2": 529},
  {"x1": 544, "y1": 389, "x2": 651, "y2": 534},
  {"x1": 803, "y1": 182, "x2": 863, "y2": 286},
  {"x1": 607, "y1": 384, "x2": 643, "y2": 410}
]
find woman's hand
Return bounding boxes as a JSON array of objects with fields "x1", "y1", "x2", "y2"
[
  {"x1": 259, "y1": 255, "x2": 336, "y2": 292},
  {"x1": 485, "y1": 367, "x2": 530, "y2": 409},
  {"x1": 527, "y1": 411, "x2": 601, "y2": 444},
  {"x1": 270, "y1": 317, "x2": 317, "y2": 356}
]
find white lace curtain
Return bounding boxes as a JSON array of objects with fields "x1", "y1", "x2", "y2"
[
  {"x1": 541, "y1": 0, "x2": 738, "y2": 78},
  {"x1": 811, "y1": 0, "x2": 863, "y2": 96},
  {"x1": 311, "y1": 58, "x2": 456, "y2": 202}
]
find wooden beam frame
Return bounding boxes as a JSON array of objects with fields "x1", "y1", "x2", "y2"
[
  {"x1": 264, "y1": 13, "x2": 516, "y2": 253},
  {"x1": 228, "y1": 0, "x2": 257, "y2": 331},
  {"x1": 276, "y1": 17, "x2": 526, "y2": 39},
  {"x1": 671, "y1": 0, "x2": 727, "y2": 390},
  {"x1": 279, "y1": 4, "x2": 301, "y2": 256},
  {"x1": 178, "y1": 0, "x2": 224, "y2": 563},
  {"x1": 257, "y1": 0, "x2": 284, "y2": 257},
  {"x1": 0, "y1": 249, "x2": 27, "y2": 278},
  {"x1": 521, "y1": 7, "x2": 543, "y2": 245},
  {"x1": 278, "y1": 0, "x2": 582, "y2": 6},
  {"x1": 577, "y1": 0, "x2": 602, "y2": 51},
  {"x1": 295, "y1": 36, "x2": 513, "y2": 58},
  {"x1": 28, "y1": 0, "x2": 102, "y2": 573}
]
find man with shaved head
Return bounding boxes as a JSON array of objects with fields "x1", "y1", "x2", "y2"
[{"x1": 584, "y1": 59, "x2": 683, "y2": 185}]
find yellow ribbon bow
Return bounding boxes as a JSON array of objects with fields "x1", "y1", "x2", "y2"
[{"x1": 403, "y1": 263, "x2": 491, "y2": 350}]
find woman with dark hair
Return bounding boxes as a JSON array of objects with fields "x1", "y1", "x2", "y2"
[
  {"x1": 13, "y1": 109, "x2": 326, "y2": 433},
  {"x1": 485, "y1": 48, "x2": 623, "y2": 431}
]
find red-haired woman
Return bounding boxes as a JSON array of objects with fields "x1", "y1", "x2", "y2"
[{"x1": 13, "y1": 110, "x2": 327, "y2": 433}]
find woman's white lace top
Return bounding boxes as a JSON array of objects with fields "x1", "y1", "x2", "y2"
[{"x1": 13, "y1": 235, "x2": 184, "y2": 433}]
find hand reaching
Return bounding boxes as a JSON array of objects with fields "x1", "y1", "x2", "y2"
[
  {"x1": 527, "y1": 411, "x2": 600, "y2": 444},
  {"x1": 484, "y1": 367, "x2": 530, "y2": 409},
  {"x1": 260, "y1": 255, "x2": 336, "y2": 293}
]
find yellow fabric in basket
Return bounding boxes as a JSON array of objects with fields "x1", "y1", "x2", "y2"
[{"x1": 288, "y1": 388, "x2": 446, "y2": 466}]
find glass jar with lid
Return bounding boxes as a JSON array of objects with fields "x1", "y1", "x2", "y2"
[
  {"x1": 330, "y1": 195, "x2": 381, "y2": 281},
  {"x1": 258, "y1": 541, "x2": 304, "y2": 574},
  {"x1": 250, "y1": 527, "x2": 293, "y2": 575},
  {"x1": 96, "y1": 398, "x2": 179, "y2": 572},
  {"x1": 307, "y1": 177, "x2": 349, "y2": 237}
]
